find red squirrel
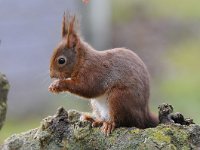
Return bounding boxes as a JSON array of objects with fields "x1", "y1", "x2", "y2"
[{"x1": 49, "y1": 14, "x2": 158, "y2": 135}]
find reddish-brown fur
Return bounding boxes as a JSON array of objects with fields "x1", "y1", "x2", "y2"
[{"x1": 49, "y1": 14, "x2": 158, "y2": 135}]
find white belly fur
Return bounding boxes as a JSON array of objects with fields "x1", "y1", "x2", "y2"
[{"x1": 91, "y1": 95, "x2": 110, "y2": 121}]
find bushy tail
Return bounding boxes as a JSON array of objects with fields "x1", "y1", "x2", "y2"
[{"x1": 147, "y1": 112, "x2": 159, "y2": 128}]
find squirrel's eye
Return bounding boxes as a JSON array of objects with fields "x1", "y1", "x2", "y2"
[{"x1": 57, "y1": 56, "x2": 67, "y2": 66}]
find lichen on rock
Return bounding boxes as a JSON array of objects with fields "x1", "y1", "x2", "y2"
[
  {"x1": 0, "y1": 73, "x2": 9, "y2": 130},
  {"x1": 1, "y1": 107, "x2": 200, "y2": 150}
]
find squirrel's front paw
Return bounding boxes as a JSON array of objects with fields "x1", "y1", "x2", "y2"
[{"x1": 49, "y1": 80, "x2": 63, "y2": 93}]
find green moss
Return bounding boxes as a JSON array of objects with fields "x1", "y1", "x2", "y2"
[
  {"x1": 0, "y1": 103, "x2": 6, "y2": 111},
  {"x1": 145, "y1": 127, "x2": 171, "y2": 145},
  {"x1": 2, "y1": 84, "x2": 10, "y2": 90},
  {"x1": 0, "y1": 73, "x2": 9, "y2": 131},
  {"x1": 152, "y1": 131, "x2": 171, "y2": 143},
  {"x1": 162, "y1": 144, "x2": 177, "y2": 150},
  {"x1": 73, "y1": 121, "x2": 91, "y2": 140},
  {"x1": 129, "y1": 128, "x2": 140, "y2": 134},
  {"x1": 171, "y1": 129, "x2": 189, "y2": 148},
  {"x1": 68, "y1": 109, "x2": 81, "y2": 123},
  {"x1": 160, "y1": 125, "x2": 190, "y2": 149},
  {"x1": 107, "y1": 134, "x2": 118, "y2": 144}
]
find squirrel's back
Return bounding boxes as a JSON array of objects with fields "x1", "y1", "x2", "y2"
[{"x1": 81, "y1": 47, "x2": 150, "y2": 102}]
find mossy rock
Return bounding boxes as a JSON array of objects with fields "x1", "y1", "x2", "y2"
[
  {"x1": 0, "y1": 73, "x2": 9, "y2": 130},
  {"x1": 1, "y1": 108, "x2": 200, "y2": 150}
]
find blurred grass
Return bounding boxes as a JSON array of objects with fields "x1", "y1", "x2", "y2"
[
  {"x1": 112, "y1": 0, "x2": 200, "y2": 23},
  {"x1": 150, "y1": 0, "x2": 200, "y2": 19},
  {"x1": 0, "y1": 119, "x2": 40, "y2": 144},
  {"x1": 160, "y1": 39, "x2": 200, "y2": 124}
]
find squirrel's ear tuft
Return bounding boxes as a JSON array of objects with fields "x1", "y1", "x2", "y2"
[
  {"x1": 67, "y1": 15, "x2": 78, "y2": 48},
  {"x1": 62, "y1": 12, "x2": 67, "y2": 38},
  {"x1": 66, "y1": 15, "x2": 76, "y2": 47},
  {"x1": 61, "y1": 12, "x2": 78, "y2": 48},
  {"x1": 62, "y1": 12, "x2": 77, "y2": 38},
  {"x1": 69, "y1": 15, "x2": 76, "y2": 34}
]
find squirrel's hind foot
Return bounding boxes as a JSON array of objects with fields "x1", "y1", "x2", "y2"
[
  {"x1": 101, "y1": 121, "x2": 116, "y2": 136},
  {"x1": 80, "y1": 114, "x2": 116, "y2": 136}
]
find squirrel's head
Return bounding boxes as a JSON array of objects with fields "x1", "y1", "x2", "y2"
[{"x1": 50, "y1": 13, "x2": 79, "y2": 79}]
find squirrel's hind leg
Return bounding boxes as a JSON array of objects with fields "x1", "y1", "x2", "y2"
[
  {"x1": 80, "y1": 114, "x2": 103, "y2": 127},
  {"x1": 80, "y1": 114, "x2": 95, "y2": 122}
]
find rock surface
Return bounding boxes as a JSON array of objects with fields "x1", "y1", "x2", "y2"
[
  {"x1": 1, "y1": 107, "x2": 200, "y2": 150},
  {"x1": 0, "y1": 73, "x2": 9, "y2": 130}
]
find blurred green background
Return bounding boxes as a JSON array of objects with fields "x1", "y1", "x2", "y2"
[{"x1": 1, "y1": 0, "x2": 200, "y2": 143}]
